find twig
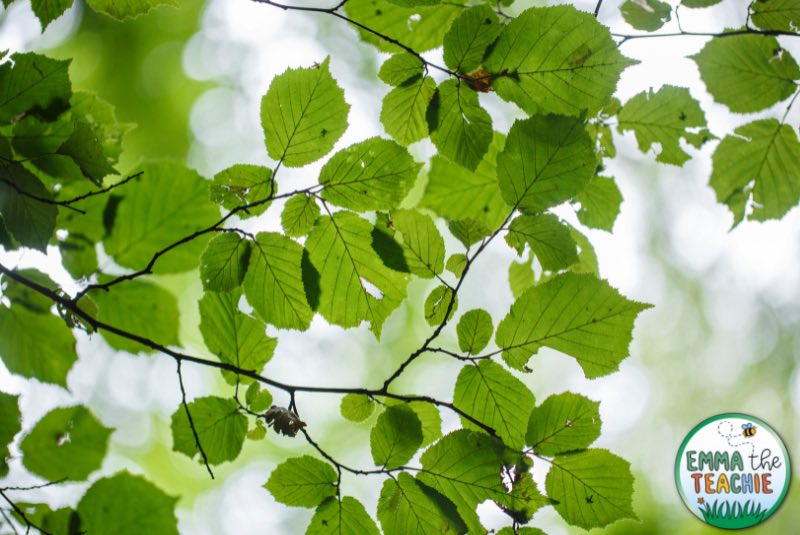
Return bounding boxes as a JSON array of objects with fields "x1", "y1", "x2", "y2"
[
  {"x1": 427, "y1": 347, "x2": 490, "y2": 362},
  {"x1": 594, "y1": 0, "x2": 603, "y2": 17},
  {"x1": 0, "y1": 176, "x2": 84, "y2": 215},
  {"x1": 613, "y1": 27, "x2": 800, "y2": 45},
  {"x1": 176, "y1": 360, "x2": 215, "y2": 479},
  {"x1": 0, "y1": 489, "x2": 53, "y2": 535},
  {"x1": 781, "y1": 86, "x2": 800, "y2": 123},
  {"x1": 58, "y1": 171, "x2": 143, "y2": 206},
  {"x1": 0, "y1": 480, "x2": 66, "y2": 492}
]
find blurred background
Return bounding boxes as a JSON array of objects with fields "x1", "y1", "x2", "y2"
[{"x1": 1, "y1": 0, "x2": 799, "y2": 533}]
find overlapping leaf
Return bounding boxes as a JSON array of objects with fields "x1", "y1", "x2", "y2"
[
  {"x1": 428, "y1": 79, "x2": 492, "y2": 170},
  {"x1": 104, "y1": 161, "x2": 219, "y2": 273},
  {"x1": 454, "y1": 360, "x2": 534, "y2": 449},
  {"x1": 546, "y1": 449, "x2": 636, "y2": 529},
  {"x1": 200, "y1": 233, "x2": 251, "y2": 292},
  {"x1": 308, "y1": 497, "x2": 380, "y2": 535},
  {"x1": 751, "y1": 0, "x2": 800, "y2": 32},
  {"x1": 497, "y1": 115, "x2": 595, "y2": 213},
  {"x1": 506, "y1": 214, "x2": 578, "y2": 271},
  {"x1": 527, "y1": 392, "x2": 601, "y2": 456},
  {"x1": 691, "y1": 35, "x2": 800, "y2": 113},
  {"x1": 620, "y1": 0, "x2": 671, "y2": 31},
  {"x1": 210, "y1": 164, "x2": 274, "y2": 217},
  {"x1": 319, "y1": 137, "x2": 420, "y2": 211},
  {"x1": 306, "y1": 212, "x2": 410, "y2": 337},
  {"x1": 243, "y1": 232, "x2": 313, "y2": 330},
  {"x1": 390, "y1": 209, "x2": 445, "y2": 278},
  {"x1": 0, "y1": 164, "x2": 57, "y2": 251},
  {"x1": 370, "y1": 404, "x2": 422, "y2": 469},
  {"x1": 265, "y1": 456, "x2": 338, "y2": 508},
  {"x1": 377, "y1": 473, "x2": 466, "y2": 535},
  {"x1": 485, "y1": 5, "x2": 635, "y2": 116},
  {"x1": 0, "y1": 52, "x2": 71, "y2": 122},
  {"x1": 495, "y1": 272, "x2": 651, "y2": 377},
  {"x1": 381, "y1": 76, "x2": 436, "y2": 146},
  {"x1": 170, "y1": 396, "x2": 247, "y2": 465},
  {"x1": 443, "y1": 5, "x2": 501, "y2": 73}
]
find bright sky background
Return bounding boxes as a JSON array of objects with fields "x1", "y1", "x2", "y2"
[{"x1": 1, "y1": 1, "x2": 800, "y2": 533}]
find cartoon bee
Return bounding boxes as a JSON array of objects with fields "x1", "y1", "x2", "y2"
[{"x1": 742, "y1": 423, "x2": 757, "y2": 437}]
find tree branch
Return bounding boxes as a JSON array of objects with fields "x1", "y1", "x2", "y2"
[
  {"x1": 0, "y1": 489, "x2": 53, "y2": 535},
  {"x1": 176, "y1": 360, "x2": 215, "y2": 479},
  {"x1": 613, "y1": 27, "x2": 800, "y2": 45},
  {"x1": 0, "y1": 263, "x2": 496, "y2": 437}
]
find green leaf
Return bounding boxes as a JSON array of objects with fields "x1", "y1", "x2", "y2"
[
  {"x1": 57, "y1": 120, "x2": 117, "y2": 184},
  {"x1": 200, "y1": 233, "x2": 251, "y2": 292},
  {"x1": 85, "y1": 0, "x2": 177, "y2": 19},
  {"x1": 527, "y1": 392, "x2": 601, "y2": 456},
  {"x1": 11, "y1": 115, "x2": 73, "y2": 159},
  {"x1": 0, "y1": 305, "x2": 76, "y2": 386},
  {"x1": 417, "y1": 430, "x2": 509, "y2": 532},
  {"x1": 573, "y1": 176, "x2": 623, "y2": 232},
  {"x1": 454, "y1": 360, "x2": 533, "y2": 449},
  {"x1": 618, "y1": 85, "x2": 713, "y2": 166},
  {"x1": 261, "y1": 57, "x2": 349, "y2": 167},
  {"x1": 620, "y1": 0, "x2": 672, "y2": 31},
  {"x1": 498, "y1": 527, "x2": 546, "y2": 535},
  {"x1": 0, "y1": 52, "x2": 71, "y2": 122},
  {"x1": 340, "y1": 393, "x2": 375, "y2": 423},
  {"x1": 445, "y1": 253, "x2": 467, "y2": 277},
  {"x1": 281, "y1": 195, "x2": 320, "y2": 238},
  {"x1": 20, "y1": 405, "x2": 111, "y2": 481},
  {"x1": 443, "y1": 5, "x2": 501, "y2": 73},
  {"x1": 506, "y1": 214, "x2": 578, "y2": 271},
  {"x1": 345, "y1": 0, "x2": 464, "y2": 53},
  {"x1": 1, "y1": 268, "x2": 57, "y2": 313},
  {"x1": 505, "y1": 471, "x2": 550, "y2": 524},
  {"x1": 420, "y1": 132, "x2": 508, "y2": 228},
  {"x1": 9, "y1": 503, "x2": 81, "y2": 535},
  {"x1": 319, "y1": 137, "x2": 420, "y2": 211},
  {"x1": 69, "y1": 91, "x2": 132, "y2": 168},
  {"x1": 390, "y1": 209, "x2": 445, "y2": 278},
  {"x1": 377, "y1": 473, "x2": 467, "y2": 535},
  {"x1": 383, "y1": 399, "x2": 442, "y2": 447},
  {"x1": 378, "y1": 53, "x2": 423, "y2": 86},
  {"x1": 199, "y1": 289, "x2": 277, "y2": 379},
  {"x1": 210, "y1": 164, "x2": 274, "y2": 217},
  {"x1": 691, "y1": 34, "x2": 800, "y2": 113},
  {"x1": 90, "y1": 279, "x2": 179, "y2": 354},
  {"x1": 569, "y1": 225, "x2": 599, "y2": 275},
  {"x1": 104, "y1": 161, "x2": 219, "y2": 273},
  {"x1": 545, "y1": 449, "x2": 636, "y2": 529},
  {"x1": 448, "y1": 218, "x2": 490, "y2": 248},
  {"x1": 752, "y1": 0, "x2": 800, "y2": 31},
  {"x1": 243, "y1": 232, "x2": 314, "y2": 330},
  {"x1": 31, "y1": 0, "x2": 74, "y2": 29},
  {"x1": 306, "y1": 212, "x2": 410, "y2": 337},
  {"x1": 370, "y1": 404, "x2": 422, "y2": 469},
  {"x1": 424, "y1": 285, "x2": 457, "y2": 326},
  {"x1": 495, "y1": 272, "x2": 651, "y2": 377},
  {"x1": 0, "y1": 392, "x2": 21, "y2": 477},
  {"x1": 381, "y1": 76, "x2": 436, "y2": 146},
  {"x1": 170, "y1": 396, "x2": 248, "y2": 465},
  {"x1": 456, "y1": 309, "x2": 492, "y2": 354},
  {"x1": 245, "y1": 382, "x2": 272, "y2": 413},
  {"x1": 428, "y1": 80, "x2": 492, "y2": 170},
  {"x1": 265, "y1": 455, "x2": 338, "y2": 508},
  {"x1": 485, "y1": 6, "x2": 635, "y2": 116},
  {"x1": 0, "y1": 164, "x2": 57, "y2": 251},
  {"x1": 307, "y1": 497, "x2": 380, "y2": 535},
  {"x1": 77, "y1": 472, "x2": 178, "y2": 535},
  {"x1": 497, "y1": 115, "x2": 595, "y2": 213},
  {"x1": 681, "y1": 0, "x2": 723, "y2": 6},
  {"x1": 59, "y1": 235, "x2": 99, "y2": 279},
  {"x1": 247, "y1": 419, "x2": 267, "y2": 441},
  {"x1": 710, "y1": 119, "x2": 800, "y2": 223},
  {"x1": 509, "y1": 255, "x2": 535, "y2": 299}
]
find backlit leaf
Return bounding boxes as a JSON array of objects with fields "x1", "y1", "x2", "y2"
[
  {"x1": 428, "y1": 79, "x2": 492, "y2": 170},
  {"x1": 443, "y1": 5, "x2": 501, "y2": 73},
  {"x1": 170, "y1": 396, "x2": 247, "y2": 465},
  {"x1": 378, "y1": 53, "x2": 423, "y2": 86},
  {"x1": 340, "y1": 394, "x2": 375, "y2": 423},
  {"x1": 377, "y1": 473, "x2": 466, "y2": 535},
  {"x1": 85, "y1": 0, "x2": 177, "y2": 20},
  {"x1": 281, "y1": 194, "x2": 320, "y2": 238},
  {"x1": 381, "y1": 76, "x2": 436, "y2": 146},
  {"x1": 261, "y1": 57, "x2": 349, "y2": 167},
  {"x1": 495, "y1": 272, "x2": 651, "y2": 377},
  {"x1": 265, "y1": 455, "x2": 338, "y2": 508},
  {"x1": 506, "y1": 214, "x2": 578, "y2": 271},
  {"x1": 390, "y1": 209, "x2": 445, "y2": 278},
  {"x1": 0, "y1": 52, "x2": 71, "y2": 122},
  {"x1": 456, "y1": 308, "x2": 492, "y2": 354},
  {"x1": 424, "y1": 285, "x2": 457, "y2": 326},
  {"x1": 751, "y1": 0, "x2": 800, "y2": 31},
  {"x1": 370, "y1": 404, "x2": 422, "y2": 469},
  {"x1": 0, "y1": 164, "x2": 57, "y2": 251},
  {"x1": 210, "y1": 164, "x2": 274, "y2": 217},
  {"x1": 0, "y1": 392, "x2": 21, "y2": 477},
  {"x1": 573, "y1": 176, "x2": 623, "y2": 232},
  {"x1": 200, "y1": 233, "x2": 251, "y2": 292},
  {"x1": 307, "y1": 496, "x2": 380, "y2": 535},
  {"x1": 620, "y1": 0, "x2": 672, "y2": 31},
  {"x1": 527, "y1": 392, "x2": 601, "y2": 456}
]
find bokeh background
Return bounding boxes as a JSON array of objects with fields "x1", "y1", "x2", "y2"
[{"x1": 1, "y1": 0, "x2": 800, "y2": 533}]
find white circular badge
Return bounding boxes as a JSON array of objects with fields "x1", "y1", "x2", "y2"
[{"x1": 675, "y1": 413, "x2": 790, "y2": 529}]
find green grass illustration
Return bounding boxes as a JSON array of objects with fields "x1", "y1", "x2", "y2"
[{"x1": 699, "y1": 499, "x2": 767, "y2": 529}]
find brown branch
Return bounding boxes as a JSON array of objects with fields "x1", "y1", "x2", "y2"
[
  {"x1": 0, "y1": 489, "x2": 53, "y2": 535},
  {"x1": 176, "y1": 360, "x2": 215, "y2": 479},
  {"x1": 57, "y1": 171, "x2": 143, "y2": 206},
  {"x1": 613, "y1": 27, "x2": 800, "y2": 45}
]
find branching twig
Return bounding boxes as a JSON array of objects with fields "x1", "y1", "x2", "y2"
[
  {"x1": 0, "y1": 489, "x2": 53, "y2": 535},
  {"x1": 253, "y1": 0, "x2": 464, "y2": 80},
  {"x1": 176, "y1": 360, "x2": 215, "y2": 479},
  {"x1": 613, "y1": 27, "x2": 800, "y2": 45},
  {"x1": 57, "y1": 171, "x2": 143, "y2": 206}
]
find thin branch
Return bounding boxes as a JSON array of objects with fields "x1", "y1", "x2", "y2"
[
  {"x1": 176, "y1": 360, "x2": 215, "y2": 479},
  {"x1": 0, "y1": 263, "x2": 496, "y2": 436},
  {"x1": 427, "y1": 347, "x2": 490, "y2": 362},
  {"x1": 381, "y1": 205, "x2": 518, "y2": 389},
  {"x1": 593, "y1": 0, "x2": 603, "y2": 17},
  {"x1": 0, "y1": 176, "x2": 84, "y2": 215},
  {"x1": 781, "y1": 86, "x2": 800, "y2": 123},
  {"x1": 0, "y1": 480, "x2": 66, "y2": 492},
  {"x1": 253, "y1": 0, "x2": 463, "y2": 80},
  {"x1": 613, "y1": 27, "x2": 800, "y2": 45},
  {"x1": 0, "y1": 489, "x2": 53, "y2": 535},
  {"x1": 58, "y1": 171, "x2": 143, "y2": 206},
  {"x1": 0, "y1": 508, "x2": 20, "y2": 535}
]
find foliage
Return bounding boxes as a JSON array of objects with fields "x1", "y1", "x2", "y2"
[{"x1": 0, "y1": 0, "x2": 798, "y2": 533}]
